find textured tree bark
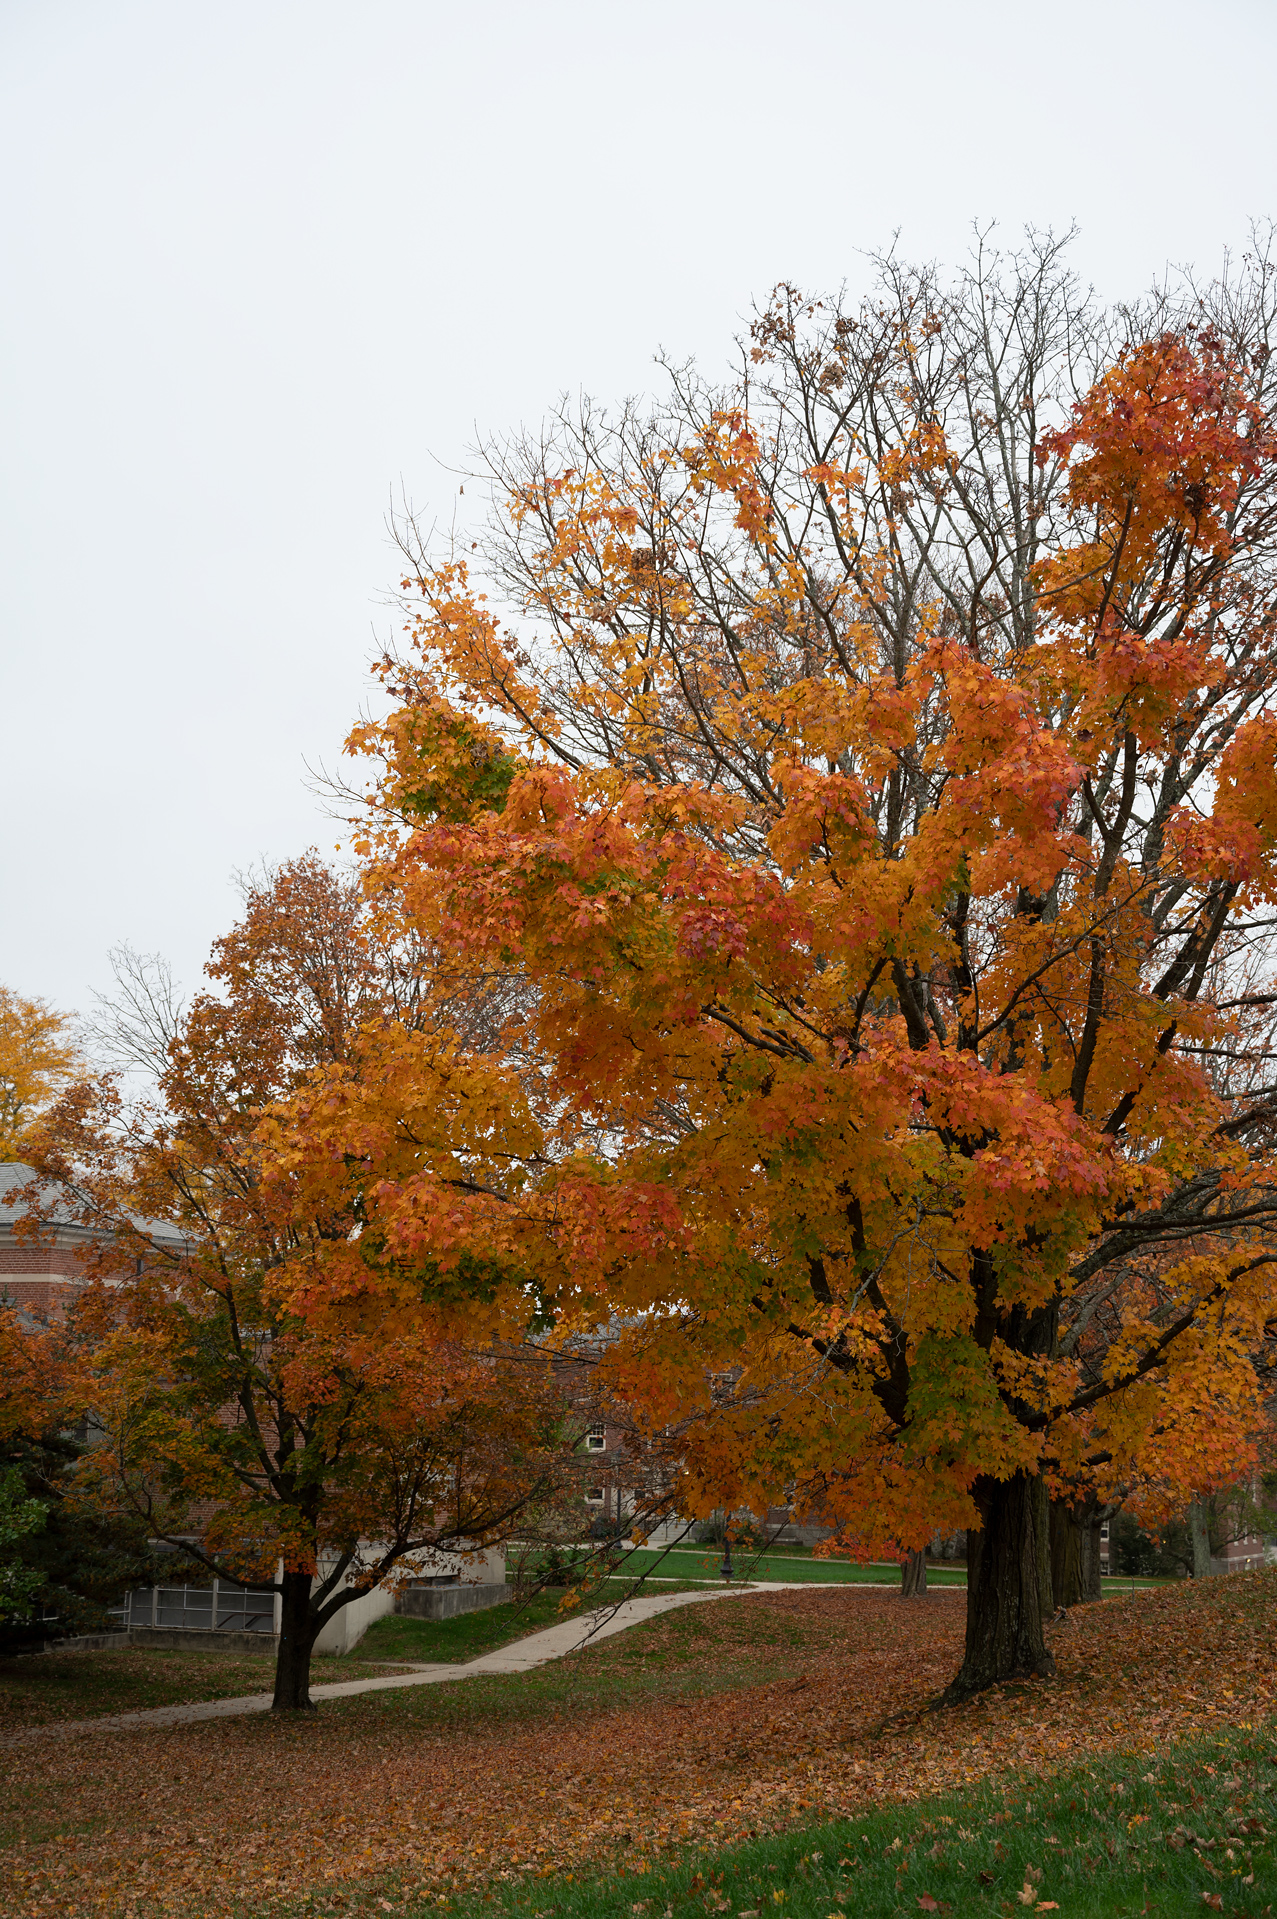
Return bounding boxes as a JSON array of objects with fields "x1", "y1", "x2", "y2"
[
  {"x1": 1082, "y1": 1512, "x2": 1104, "y2": 1602},
  {"x1": 945, "y1": 1471, "x2": 1056, "y2": 1699},
  {"x1": 900, "y1": 1549, "x2": 928, "y2": 1596},
  {"x1": 1049, "y1": 1497, "x2": 1085, "y2": 1609},
  {"x1": 1033, "y1": 1474, "x2": 1053, "y2": 1617},
  {"x1": 1190, "y1": 1497, "x2": 1212, "y2": 1579},
  {"x1": 272, "y1": 1568, "x2": 319, "y2": 1711},
  {"x1": 1050, "y1": 1496, "x2": 1109, "y2": 1606}
]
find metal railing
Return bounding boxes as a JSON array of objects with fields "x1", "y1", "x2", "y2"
[{"x1": 110, "y1": 1582, "x2": 277, "y2": 1634}]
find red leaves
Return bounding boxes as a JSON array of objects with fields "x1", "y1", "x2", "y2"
[
  {"x1": 1041, "y1": 333, "x2": 1263, "y2": 556},
  {"x1": 6, "y1": 1577, "x2": 1276, "y2": 1915},
  {"x1": 305, "y1": 306, "x2": 1277, "y2": 1642}
]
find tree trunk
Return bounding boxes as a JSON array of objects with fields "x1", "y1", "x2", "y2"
[
  {"x1": 1082, "y1": 1512, "x2": 1104, "y2": 1602},
  {"x1": 1049, "y1": 1497, "x2": 1084, "y2": 1609},
  {"x1": 272, "y1": 1568, "x2": 318, "y2": 1711},
  {"x1": 1189, "y1": 1497, "x2": 1212, "y2": 1579},
  {"x1": 1033, "y1": 1473, "x2": 1053, "y2": 1617},
  {"x1": 900, "y1": 1548, "x2": 928, "y2": 1596},
  {"x1": 1050, "y1": 1494, "x2": 1106, "y2": 1608},
  {"x1": 944, "y1": 1471, "x2": 1055, "y2": 1700}
]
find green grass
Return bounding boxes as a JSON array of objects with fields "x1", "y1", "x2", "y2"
[
  {"x1": 363, "y1": 1723, "x2": 1277, "y2": 1919},
  {"x1": 613, "y1": 1548, "x2": 969, "y2": 1586},
  {"x1": 349, "y1": 1579, "x2": 708, "y2": 1666},
  {"x1": 327, "y1": 1583, "x2": 816, "y2": 1736},
  {"x1": 605, "y1": 1547, "x2": 1172, "y2": 1592},
  {"x1": 0, "y1": 1644, "x2": 399, "y2": 1727},
  {"x1": 0, "y1": 1579, "x2": 712, "y2": 1727}
]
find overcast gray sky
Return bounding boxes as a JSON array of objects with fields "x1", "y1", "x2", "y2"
[{"x1": 4, "y1": 0, "x2": 1276, "y2": 1019}]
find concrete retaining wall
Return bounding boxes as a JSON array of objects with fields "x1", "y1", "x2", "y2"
[
  {"x1": 395, "y1": 1582, "x2": 509, "y2": 1620},
  {"x1": 8, "y1": 1631, "x2": 132, "y2": 1656},
  {"x1": 129, "y1": 1627, "x2": 277, "y2": 1654},
  {"x1": 312, "y1": 1580, "x2": 397, "y2": 1655}
]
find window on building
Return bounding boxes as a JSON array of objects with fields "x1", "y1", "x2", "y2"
[
  {"x1": 585, "y1": 1426, "x2": 606, "y2": 1452},
  {"x1": 585, "y1": 1487, "x2": 605, "y2": 1503}
]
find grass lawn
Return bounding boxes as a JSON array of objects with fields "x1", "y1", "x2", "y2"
[
  {"x1": 422, "y1": 1723, "x2": 1277, "y2": 1919},
  {"x1": 351, "y1": 1579, "x2": 708, "y2": 1666},
  {"x1": 3, "y1": 1574, "x2": 1275, "y2": 1917},
  {"x1": 535, "y1": 1544, "x2": 1172, "y2": 1592},
  {"x1": 613, "y1": 1548, "x2": 969, "y2": 1587},
  {"x1": 0, "y1": 1580, "x2": 708, "y2": 1727},
  {"x1": 0, "y1": 1644, "x2": 409, "y2": 1730}
]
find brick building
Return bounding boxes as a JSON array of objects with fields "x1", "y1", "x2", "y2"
[{"x1": 0, "y1": 1162, "x2": 183, "y2": 1320}]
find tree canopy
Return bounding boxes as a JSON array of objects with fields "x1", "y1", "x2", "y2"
[
  {"x1": 304, "y1": 234, "x2": 1277, "y2": 1693},
  {"x1": 0, "y1": 988, "x2": 79, "y2": 1160},
  {"x1": 35, "y1": 857, "x2": 571, "y2": 1707}
]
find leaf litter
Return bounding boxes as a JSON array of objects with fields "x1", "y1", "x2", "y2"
[{"x1": 3, "y1": 1573, "x2": 1276, "y2": 1917}]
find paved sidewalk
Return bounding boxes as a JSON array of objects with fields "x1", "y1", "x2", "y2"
[
  {"x1": 1, "y1": 1583, "x2": 794, "y2": 1744},
  {"x1": 6, "y1": 1577, "x2": 961, "y2": 1745}
]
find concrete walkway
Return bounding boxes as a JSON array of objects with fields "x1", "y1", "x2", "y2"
[
  {"x1": 2, "y1": 1583, "x2": 799, "y2": 1744},
  {"x1": 8, "y1": 1578, "x2": 956, "y2": 1745}
]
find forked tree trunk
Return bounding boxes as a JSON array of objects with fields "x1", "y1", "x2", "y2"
[
  {"x1": 1049, "y1": 1497, "x2": 1084, "y2": 1609},
  {"x1": 1082, "y1": 1512, "x2": 1104, "y2": 1602},
  {"x1": 901, "y1": 1549, "x2": 928, "y2": 1596},
  {"x1": 1190, "y1": 1497, "x2": 1212, "y2": 1579},
  {"x1": 272, "y1": 1568, "x2": 319, "y2": 1711},
  {"x1": 944, "y1": 1471, "x2": 1056, "y2": 1700},
  {"x1": 1051, "y1": 1496, "x2": 1105, "y2": 1607}
]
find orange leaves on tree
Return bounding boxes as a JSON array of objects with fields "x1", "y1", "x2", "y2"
[{"x1": 320, "y1": 252, "x2": 1277, "y2": 1692}]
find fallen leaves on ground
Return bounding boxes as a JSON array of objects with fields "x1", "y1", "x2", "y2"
[
  {"x1": 3, "y1": 1572, "x2": 1276, "y2": 1918},
  {"x1": 0, "y1": 1650, "x2": 411, "y2": 1730}
]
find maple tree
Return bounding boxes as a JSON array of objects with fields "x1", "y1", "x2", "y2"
[
  {"x1": 309, "y1": 233, "x2": 1277, "y2": 1698},
  {"x1": 0, "y1": 1300, "x2": 159, "y2": 1643},
  {"x1": 33, "y1": 855, "x2": 571, "y2": 1708},
  {"x1": 0, "y1": 1304, "x2": 84, "y2": 1447},
  {"x1": 0, "y1": 987, "x2": 79, "y2": 1159},
  {"x1": 3, "y1": 1575, "x2": 1275, "y2": 1913}
]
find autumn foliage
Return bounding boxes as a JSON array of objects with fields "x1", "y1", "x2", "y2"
[
  {"x1": 0, "y1": 988, "x2": 78, "y2": 1161},
  {"x1": 32, "y1": 859, "x2": 573, "y2": 1706},
  {"x1": 298, "y1": 239, "x2": 1277, "y2": 1694}
]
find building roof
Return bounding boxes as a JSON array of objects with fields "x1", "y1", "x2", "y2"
[{"x1": 0, "y1": 1162, "x2": 187, "y2": 1248}]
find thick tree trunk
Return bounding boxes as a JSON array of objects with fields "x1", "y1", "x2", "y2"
[
  {"x1": 1049, "y1": 1497, "x2": 1084, "y2": 1609},
  {"x1": 272, "y1": 1568, "x2": 318, "y2": 1711},
  {"x1": 945, "y1": 1471, "x2": 1055, "y2": 1700},
  {"x1": 1082, "y1": 1513, "x2": 1104, "y2": 1602},
  {"x1": 1050, "y1": 1494, "x2": 1106, "y2": 1608},
  {"x1": 900, "y1": 1549, "x2": 928, "y2": 1596},
  {"x1": 1190, "y1": 1497, "x2": 1212, "y2": 1579}
]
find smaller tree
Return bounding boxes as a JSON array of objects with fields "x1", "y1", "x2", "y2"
[
  {"x1": 0, "y1": 1467, "x2": 46, "y2": 1623},
  {"x1": 35, "y1": 857, "x2": 574, "y2": 1708},
  {"x1": 0, "y1": 1304, "x2": 153, "y2": 1642},
  {"x1": 0, "y1": 989, "x2": 78, "y2": 1160}
]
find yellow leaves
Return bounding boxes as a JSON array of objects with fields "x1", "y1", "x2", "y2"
[
  {"x1": 685, "y1": 410, "x2": 772, "y2": 542},
  {"x1": 0, "y1": 987, "x2": 80, "y2": 1160},
  {"x1": 768, "y1": 760, "x2": 873, "y2": 880},
  {"x1": 988, "y1": 1341, "x2": 1078, "y2": 1422},
  {"x1": 876, "y1": 418, "x2": 951, "y2": 494}
]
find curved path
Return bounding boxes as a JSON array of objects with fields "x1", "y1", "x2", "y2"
[{"x1": 8, "y1": 1580, "x2": 951, "y2": 1744}]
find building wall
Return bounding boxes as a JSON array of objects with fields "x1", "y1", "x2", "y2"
[
  {"x1": 312, "y1": 1580, "x2": 397, "y2": 1655},
  {"x1": 311, "y1": 1543, "x2": 508, "y2": 1654},
  {"x1": 0, "y1": 1237, "x2": 93, "y2": 1318}
]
